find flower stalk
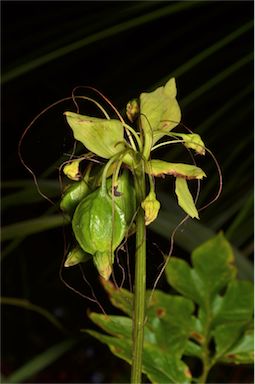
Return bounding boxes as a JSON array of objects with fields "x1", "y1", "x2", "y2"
[{"x1": 131, "y1": 167, "x2": 147, "y2": 383}]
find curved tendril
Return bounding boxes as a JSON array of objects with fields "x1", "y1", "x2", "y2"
[
  {"x1": 151, "y1": 139, "x2": 185, "y2": 151},
  {"x1": 59, "y1": 223, "x2": 106, "y2": 313},
  {"x1": 198, "y1": 146, "x2": 223, "y2": 212},
  {"x1": 73, "y1": 95, "x2": 111, "y2": 120},
  {"x1": 18, "y1": 96, "x2": 73, "y2": 206},
  {"x1": 59, "y1": 262, "x2": 107, "y2": 314},
  {"x1": 122, "y1": 122, "x2": 142, "y2": 152},
  {"x1": 19, "y1": 92, "x2": 112, "y2": 205},
  {"x1": 100, "y1": 150, "x2": 127, "y2": 192},
  {"x1": 109, "y1": 155, "x2": 125, "y2": 289}
]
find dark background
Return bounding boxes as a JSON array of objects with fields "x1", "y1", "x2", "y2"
[{"x1": 1, "y1": 1, "x2": 253, "y2": 383}]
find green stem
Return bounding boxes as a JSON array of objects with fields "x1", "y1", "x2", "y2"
[{"x1": 131, "y1": 167, "x2": 146, "y2": 383}]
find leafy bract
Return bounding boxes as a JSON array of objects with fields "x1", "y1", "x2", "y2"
[
  {"x1": 147, "y1": 159, "x2": 206, "y2": 179},
  {"x1": 140, "y1": 78, "x2": 181, "y2": 146},
  {"x1": 175, "y1": 177, "x2": 199, "y2": 219},
  {"x1": 64, "y1": 111, "x2": 126, "y2": 159}
]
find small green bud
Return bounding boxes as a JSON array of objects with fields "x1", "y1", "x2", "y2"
[
  {"x1": 64, "y1": 245, "x2": 91, "y2": 267},
  {"x1": 126, "y1": 98, "x2": 140, "y2": 123},
  {"x1": 141, "y1": 191, "x2": 160, "y2": 225},
  {"x1": 93, "y1": 251, "x2": 113, "y2": 280},
  {"x1": 63, "y1": 160, "x2": 81, "y2": 181}
]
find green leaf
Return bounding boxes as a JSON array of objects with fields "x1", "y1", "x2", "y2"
[
  {"x1": 142, "y1": 346, "x2": 192, "y2": 384},
  {"x1": 101, "y1": 279, "x2": 133, "y2": 317},
  {"x1": 166, "y1": 234, "x2": 253, "y2": 370},
  {"x1": 146, "y1": 290, "x2": 195, "y2": 356},
  {"x1": 87, "y1": 234, "x2": 253, "y2": 382},
  {"x1": 166, "y1": 233, "x2": 237, "y2": 308},
  {"x1": 64, "y1": 111, "x2": 126, "y2": 159},
  {"x1": 86, "y1": 328, "x2": 192, "y2": 384},
  {"x1": 210, "y1": 280, "x2": 254, "y2": 363},
  {"x1": 191, "y1": 233, "x2": 237, "y2": 300},
  {"x1": 212, "y1": 280, "x2": 254, "y2": 325},
  {"x1": 86, "y1": 288, "x2": 194, "y2": 383},
  {"x1": 218, "y1": 328, "x2": 254, "y2": 364},
  {"x1": 175, "y1": 177, "x2": 199, "y2": 219},
  {"x1": 88, "y1": 313, "x2": 132, "y2": 339},
  {"x1": 165, "y1": 257, "x2": 202, "y2": 305},
  {"x1": 147, "y1": 159, "x2": 206, "y2": 179},
  {"x1": 213, "y1": 322, "x2": 249, "y2": 360},
  {"x1": 86, "y1": 329, "x2": 132, "y2": 363}
]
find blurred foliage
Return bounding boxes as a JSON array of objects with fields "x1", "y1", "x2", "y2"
[{"x1": 1, "y1": 1, "x2": 253, "y2": 383}]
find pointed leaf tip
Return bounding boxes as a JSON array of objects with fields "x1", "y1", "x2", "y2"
[{"x1": 175, "y1": 177, "x2": 199, "y2": 219}]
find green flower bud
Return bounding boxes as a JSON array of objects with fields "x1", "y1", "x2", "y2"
[
  {"x1": 72, "y1": 186, "x2": 126, "y2": 279},
  {"x1": 93, "y1": 251, "x2": 113, "y2": 281},
  {"x1": 63, "y1": 160, "x2": 81, "y2": 181},
  {"x1": 64, "y1": 245, "x2": 91, "y2": 267},
  {"x1": 126, "y1": 98, "x2": 140, "y2": 123},
  {"x1": 141, "y1": 191, "x2": 160, "y2": 225}
]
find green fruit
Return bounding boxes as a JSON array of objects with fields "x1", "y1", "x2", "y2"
[
  {"x1": 72, "y1": 186, "x2": 126, "y2": 279},
  {"x1": 60, "y1": 179, "x2": 90, "y2": 217}
]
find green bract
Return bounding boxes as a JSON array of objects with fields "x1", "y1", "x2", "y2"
[
  {"x1": 64, "y1": 111, "x2": 126, "y2": 159},
  {"x1": 72, "y1": 185, "x2": 126, "y2": 279}
]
